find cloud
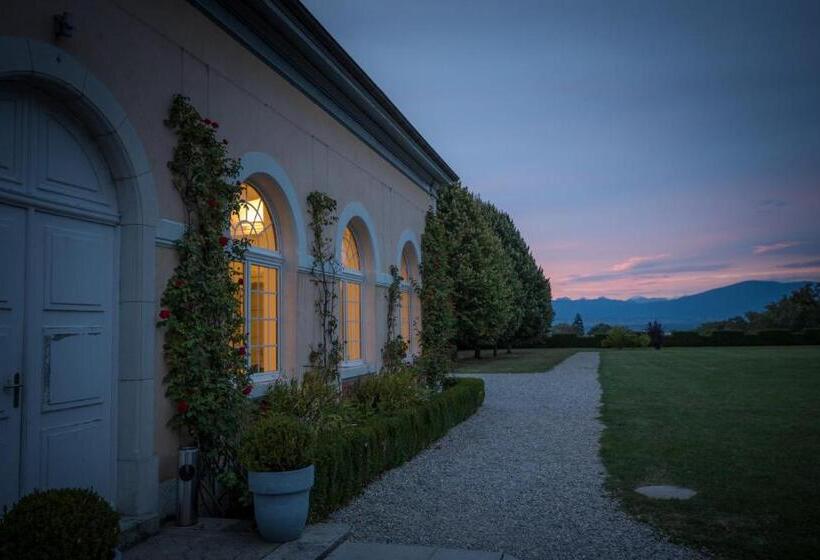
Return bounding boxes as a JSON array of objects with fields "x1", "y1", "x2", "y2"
[
  {"x1": 610, "y1": 254, "x2": 670, "y2": 273},
  {"x1": 779, "y1": 258, "x2": 820, "y2": 270},
  {"x1": 753, "y1": 241, "x2": 800, "y2": 255},
  {"x1": 568, "y1": 261, "x2": 731, "y2": 284}
]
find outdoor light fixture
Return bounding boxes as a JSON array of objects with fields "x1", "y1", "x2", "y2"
[{"x1": 54, "y1": 12, "x2": 74, "y2": 39}]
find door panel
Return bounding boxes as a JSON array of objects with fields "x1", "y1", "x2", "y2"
[
  {"x1": 0, "y1": 204, "x2": 26, "y2": 512},
  {"x1": 22, "y1": 211, "x2": 116, "y2": 501}
]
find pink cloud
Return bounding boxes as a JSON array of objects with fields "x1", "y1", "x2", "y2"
[
  {"x1": 610, "y1": 254, "x2": 670, "y2": 273},
  {"x1": 753, "y1": 241, "x2": 800, "y2": 255}
]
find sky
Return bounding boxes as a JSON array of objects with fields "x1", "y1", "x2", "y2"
[{"x1": 302, "y1": 0, "x2": 820, "y2": 299}]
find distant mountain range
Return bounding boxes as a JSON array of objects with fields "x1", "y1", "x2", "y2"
[{"x1": 553, "y1": 280, "x2": 813, "y2": 331}]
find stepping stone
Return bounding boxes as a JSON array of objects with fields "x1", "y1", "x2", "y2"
[{"x1": 634, "y1": 485, "x2": 696, "y2": 500}]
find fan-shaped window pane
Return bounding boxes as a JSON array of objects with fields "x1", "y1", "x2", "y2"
[
  {"x1": 342, "y1": 226, "x2": 361, "y2": 270},
  {"x1": 230, "y1": 183, "x2": 277, "y2": 251}
]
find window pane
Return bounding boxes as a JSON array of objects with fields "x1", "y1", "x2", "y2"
[
  {"x1": 342, "y1": 226, "x2": 361, "y2": 270},
  {"x1": 342, "y1": 281, "x2": 362, "y2": 361},
  {"x1": 247, "y1": 264, "x2": 278, "y2": 372},
  {"x1": 230, "y1": 183, "x2": 277, "y2": 251},
  {"x1": 401, "y1": 291, "x2": 411, "y2": 344}
]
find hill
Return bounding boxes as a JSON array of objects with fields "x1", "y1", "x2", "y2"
[{"x1": 553, "y1": 280, "x2": 813, "y2": 331}]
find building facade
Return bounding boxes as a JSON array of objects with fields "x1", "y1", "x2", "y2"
[{"x1": 0, "y1": 0, "x2": 457, "y2": 527}]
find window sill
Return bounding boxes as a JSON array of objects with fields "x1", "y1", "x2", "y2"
[
  {"x1": 339, "y1": 361, "x2": 373, "y2": 380},
  {"x1": 247, "y1": 371, "x2": 282, "y2": 399}
]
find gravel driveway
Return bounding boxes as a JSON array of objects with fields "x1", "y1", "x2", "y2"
[{"x1": 331, "y1": 352, "x2": 702, "y2": 560}]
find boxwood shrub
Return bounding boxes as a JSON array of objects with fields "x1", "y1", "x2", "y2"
[
  {"x1": 0, "y1": 488, "x2": 119, "y2": 560},
  {"x1": 308, "y1": 377, "x2": 485, "y2": 521}
]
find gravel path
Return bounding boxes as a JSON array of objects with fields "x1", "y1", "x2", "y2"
[{"x1": 331, "y1": 352, "x2": 703, "y2": 560}]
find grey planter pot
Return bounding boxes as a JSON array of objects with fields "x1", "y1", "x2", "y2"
[{"x1": 248, "y1": 465, "x2": 314, "y2": 543}]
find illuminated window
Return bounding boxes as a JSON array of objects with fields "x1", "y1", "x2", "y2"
[
  {"x1": 341, "y1": 226, "x2": 363, "y2": 362},
  {"x1": 230, "y1": 183, "x2": 279, "y2": 375},
  {"x1": 230, "y1": 183, "x2": 277, "y2": 251}
]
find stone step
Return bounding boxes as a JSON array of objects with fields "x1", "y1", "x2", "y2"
[{"x1": 119, "y1": 514, "x2": 160, "y2": 549}]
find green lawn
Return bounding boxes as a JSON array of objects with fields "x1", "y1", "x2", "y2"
[
  {"x1": 452, "y1": 347, "x2": 579, "y2": 373},
  {"x1": 599, "y1": 347, "x2": 820, "y2": 559}
]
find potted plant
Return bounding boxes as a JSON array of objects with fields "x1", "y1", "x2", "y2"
[
  {"x1": 0, "y1": 488, "x2": 120, "y2": 559},
  {"x1": 239, "y1": 413, "x2": 316, "y2": 542}
]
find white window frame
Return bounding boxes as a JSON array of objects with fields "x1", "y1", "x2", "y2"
[
  {"x1": 239, "y1": 248, "x2": 283, "y2": 391},
  {"x1": 230, "y1": 184, "x2": 284, "y2": 396},
  {"x1": 339, "y1": 268, "x2": 365, "y2": 370}
]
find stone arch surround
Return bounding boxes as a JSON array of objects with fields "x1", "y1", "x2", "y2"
[{"x1": 0, "y1": 36, "x2": 159, "y2": 517}]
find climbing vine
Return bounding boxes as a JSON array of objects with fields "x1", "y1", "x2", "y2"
[
  {"x1": 158, "y1": 95, "x2": 251, "y2": 514},
  {"x1": 306, "y1": 191, "x2": 343, "y2": 385},
  {"x1": 381, "y1": 264, "x2": 408, "y2": 373}
]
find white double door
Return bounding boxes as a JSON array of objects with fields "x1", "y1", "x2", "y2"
[{"x1": 0, "y1": 85, "x2": 119, "y2": 513}]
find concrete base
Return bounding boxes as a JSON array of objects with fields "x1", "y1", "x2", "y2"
[
  {"x1": 122, "y1": 519, "x2": 350, "y2": 560},
  {"x1": 327, "y1": 543, "x2": 518, "y2": 560},
  {"x1": 634, "y1": 485, "x2": 697, "y2": 500},
  {"x1": 263, "y1": 523, "x2": 350, "y2": 560}
]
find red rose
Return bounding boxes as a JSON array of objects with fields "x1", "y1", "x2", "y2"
[
  {"x1": 211, "y1": 121, "x2": 219, "y2": 129},
  {"x1": 207, "y1": 198, "x2": 218, "y2": 208},
  {"x1": 176, "y1": 400, "x2": 189, "y2": 414},
  {"x1": 159, "y1": 309, "x2": 171, "y2": 320},
  {"x1": 238, "y1": 346, "x2": 246, "y2": 356},
  {"x1": 202, "y1": 118, "x2": 212, "y2": 125},
  {"x1": 219, "y1": 236, "x2": 229, "y2": 247},
  {"x1": 174, "y1": 279, "x2": 185, "y2": 288},
  {"x1": 242, "y1": 384, "x2": 253, "y2": 396},
  {"x1": 237, "y1": 277, "x2": 244, "y2": 286},
  {"x1": 222, "y1": 138, "x2": 229, "y2": 145}
]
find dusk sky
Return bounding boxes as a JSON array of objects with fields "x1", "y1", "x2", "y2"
[{"x1": 303, "y1": 0, "x2": 820, "y2": 299}]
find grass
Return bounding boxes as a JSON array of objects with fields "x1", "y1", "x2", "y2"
[
  {"x1": 598, "y1": 346, "x2": 820, "y2": 559},
  {"x1": 452, "y1": 347, "x2": 579, "y2": 373}
]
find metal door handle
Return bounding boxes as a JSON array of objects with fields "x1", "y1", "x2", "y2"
[{"x1": 2, "y1": 372, "x2": 21, "y2": 408}]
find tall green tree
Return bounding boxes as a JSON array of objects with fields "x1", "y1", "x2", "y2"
[
  {"x1": 478, "y1": 199, "x2": 553, "y2": 349},
  {"x1": 437, "y1": 184, "x2": 513, "y2": 359},
  {"x1": 572, "y1": 313, "x2": 585, "y2": 336},
  {"x1": 419, "y1": 205, "x2": 454, "y2": 387}
]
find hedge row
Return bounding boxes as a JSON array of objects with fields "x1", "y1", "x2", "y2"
[
  {"x1": 522, "y1": 334, "x2": 607, "y2": 348},
  {"x1": 665, "y1": 329, "x2": 820, "y2": 347},
  {"x1": 515, "y1": 329, "x2": 820, "y2": 349},
  {"x1": 309, "y1": 377, "x2": 485, "y2": 521}
]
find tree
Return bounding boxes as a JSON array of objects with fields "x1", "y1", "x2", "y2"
[
  {"x1": 552, "y1": 323, "x2": 577, "y2": 335},
  {"x1": 419, "y1": 204, "x2": 455, "y2": 387},
  {"x1": 588, "y1": 323, "x2": 613, "y2": 336},
  {"x1": 439, "y1": 185, "x2": 514, "y2": 359},
  {"x1": 646, "y1": 321, "x2": 664, "y2": 349},
  {"x1": 601, "y1": 326, "x2": 647, "y2": 349},
  {"x1": 572, "y1": 313, "x2": 585, "y2": 336},
  {"x1": 697, "y1": 283, "x2": 820, "y2": 333},
  {"x1": 478, "y1": 201, "x2": 524, "y2": 355}
]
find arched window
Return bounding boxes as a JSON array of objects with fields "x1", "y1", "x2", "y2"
[
  {"x1": 400, "y1": 249, "x2": 415, "y2": 355},
  {"x1": 230, "y1": 183, "x2": 280, "y2": 377},
  {"x1": 340, "y1": 226, "x2": 363, "y2": 362}
]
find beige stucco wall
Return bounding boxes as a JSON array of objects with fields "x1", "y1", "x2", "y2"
[{"x1": 2, "y1": 0, "x2": 430, "y2": 484}]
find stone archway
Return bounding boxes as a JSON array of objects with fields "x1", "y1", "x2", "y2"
[{"x1": 0, "y1": 37, "x2": 159, "y2": 518}]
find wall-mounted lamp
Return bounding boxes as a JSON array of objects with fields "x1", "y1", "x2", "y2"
[{"x1": 54, "y1": 12, "x2": 74, "y2": 40}]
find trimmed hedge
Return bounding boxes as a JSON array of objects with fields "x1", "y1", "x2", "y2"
[
  {"x1": 309, "y1": 377, "x2": 485, "y2": 521},
  {"x1": 520, "y1": 334, "x2": 606, "y2": 348},
  {"x1": 665, "y1": 329, "x2": 820, "y2": 347}
]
